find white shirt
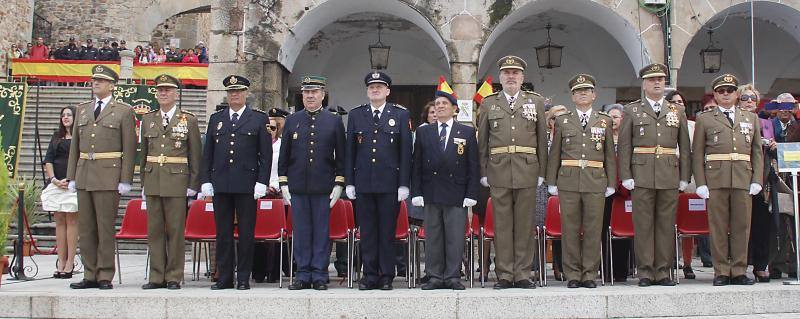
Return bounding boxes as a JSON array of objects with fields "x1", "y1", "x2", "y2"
[
  {"x1": 718, "y1": 106, "x2": 736, "y2": 123},
  {"x1": 503, "y1": 91, "x2": 520, "y2": 106},
  {"x1": 269, "y1": 138, "x2": 281, "y2": 189},
  {"x1": 94, "y1": 95, "x2": 112, "y2": 113},
  {"x1": 645, "y1": 97, "x2": 665, "y2": 113},
  {"x1": 576, "y1": 107, "x2": 593, "y2": 124},
  {"x1": 437, "y1": 118, "x2": 454, "y2": 151},
  {"x1": 371, "y1": 102, "x2": 386, "y2": 119},
  {"x1": 229, "y1": 106, "x2": 246, "y2": 121},
  {"x1": 160, "y1": 106, "x2": 176, "y2": 126}
]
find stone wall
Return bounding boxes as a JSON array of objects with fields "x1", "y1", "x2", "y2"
[
  {"x1": 150, "y1": 12, "x2": 211, "y2": 50},
  {"x1": 0, "y1": 0, "x2": 34, "y2": 74},
  {"x1": 33, "y1": 0, "x2": 147, "y2": 43}
]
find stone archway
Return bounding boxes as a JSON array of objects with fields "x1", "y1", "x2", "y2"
[{"x1": 131, "y1": 0, "x2": 212, "y2": 42}]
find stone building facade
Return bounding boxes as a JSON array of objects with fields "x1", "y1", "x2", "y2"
[{"x1": 0, "y1": 0, "x2": 34, "y2": 74}]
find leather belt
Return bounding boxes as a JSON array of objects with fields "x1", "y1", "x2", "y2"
[
  {"x1": 633, "y1": 146, "x2": 677, "y2": 155},
  {"x1": 79, "y1": 152, "x2": 123, "y2": 160},
  {"x1": 146, "y1": 155, "x2": 188, "y2": 165},
  {"x1": 561, "y1": 159, "x2": 604, "y2": 169},
  {"x1": 490, "y1": 145, "x2": 537, "y2": 155},
  {"x1": 705, "y1": 153, "x2": 751, "y2": 162}
]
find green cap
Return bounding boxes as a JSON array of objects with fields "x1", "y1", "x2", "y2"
[
  {"x1": 497, "y1": 55, "x2": 527, "y2": 71},
  {"x1": 639, "y1": 63, "x2": 668, "y2": 79},
  {"x1": 568, "y1": 74, "x2": 596, "y2": 91},
  {"x1": 91, "y1": 65, "x2": 118, "y2": 82},
  {"x1": 301, "y1": 75, "x2": 327, "y2": 90},
  {"x1": 154, "y1": 74, "x2": 181, "y2": 88},
  {"x1": 712, "y1": 74, "x2": 739, "y2": 90}
]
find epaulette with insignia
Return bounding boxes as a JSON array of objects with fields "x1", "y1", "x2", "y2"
[
  {"x1": 145, "y1": 109, "x2": 159, "y2": 114},
  {"x1": 597, "y1": 111, "x2": 609, "y2": 116},
  {"x1": 485, "y1": 91, "x2": 500, "y2": 97},
  {"x1": 556, "y1": 111, "x2": 573, "y2": 117},
  {"x1": 393, "y1": 104, "x2": 407, "y2": 110},
  {"x1": 699, "y1": 108, "x2": 714, "y2": 114},
  {"x1": 523, "y1": 90, "x2": 542, "y2": 97},
  {"x1": 211, "y1": 108, "x2": 225, "y2": 114},
  {"x1": 352, "y1": 104, "x2": 368, "y2": 110},
  {"x1": 77, "y1": 100, "x2": 93, "y2": 106},
  {"x1": 181, "y1": 110, "x2": 196, "y2": 117},
  {"x1": 252, "y1": 108, "x2": 266, "y2": 114}
]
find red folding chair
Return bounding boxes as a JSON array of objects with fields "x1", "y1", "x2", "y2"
[
  {"x1": 115, "y1": 199, "x2": 149, "y2": 284},
  {"x1": 478, "y1": 198, "x2": 497, "y2": 287},
  {"x1": 411, "y1": 215, "x2": 473, "y2": 288},
  {"x1": 607, "y1": 196, "x2": 634, "y2": 285},
  {"x1": 352, "y1": 201, "x2": 413, "y2": 288},
  {"x1": 329, "y1": 199, "x2": 355, "y2": 287},
  {"x1": 184, "y1": 199, "x2": 216, "y2": 281},
  {"x1": 541, "y1": 195, "x2": 605, "y2": 286},
  {"x1": 253, "y1": 199, "x2": 289, "y2": 287},
  {"x1": 674, "y1": 193, "x2": 709, "y2": 284}
]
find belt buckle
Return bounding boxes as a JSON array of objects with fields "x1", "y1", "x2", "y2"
[
  {"x1": 654, "y1": 146, "x2": 663, "y2": 155},
  {"x1": 732, "y1": 153, "x2": 743, "y2": 161},
  {"x1": 579, "y1": 160, "x2": 587, "y2": 169},
  {"x1": 87, "y1": 152, "x2": 95, "y2": 160},
  {"x1": 157, "y1": 155, "x2": 167, "y2": 166},
  {"x1": 508, "y1": 145, "x2": 516, "y2": 153}
]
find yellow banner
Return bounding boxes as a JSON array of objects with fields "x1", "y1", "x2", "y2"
[
  {"x1": 11, "y1": 59, "x2": 207, "y2": 86},
  {"x1": 133, "y1": 64, "x2": 208, "y2": 86}
]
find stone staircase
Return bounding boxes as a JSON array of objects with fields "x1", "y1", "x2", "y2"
[{"x1": 6, "y1": 85, "x2": 208, "y2": 254}]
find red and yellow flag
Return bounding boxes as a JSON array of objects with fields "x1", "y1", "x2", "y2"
[
  {"x1": 437, "y1": 75, "x2": 457, "y2": 98},
  {"x1": 473, "y1": 76, "x2": 493, "y2": 104}
]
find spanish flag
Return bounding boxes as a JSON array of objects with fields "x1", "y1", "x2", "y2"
[
  {"x1": 437, "y1": 75, "x2": 457, "y2": 97},
  {"x1": 473, "y1": 76, "x2": 493, "y2": 104}
]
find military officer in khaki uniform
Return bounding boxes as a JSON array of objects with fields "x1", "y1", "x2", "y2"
[
  {"x1": 617, "y1": 63, "x2": 691, "y2": 287},
  {"x1": 693, "y1": 74, "x2": 763, "y2": 286},
  {"x1": 546, "y1": 74, "x2": 617, "y2": 288},
  {"x1": 477, "y1": 55, "x2": 548, "y2": 289},
  {"x1": 139, "y1": 74, "x2": 202, "y2": 290},
  {"x1": 66, "y1": 65, "x2": 137, "y2": 289}
]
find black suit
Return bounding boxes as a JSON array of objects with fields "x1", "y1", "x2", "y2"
[{"x1": 201, "y1": 106, "x2": 271, "y2": 285}]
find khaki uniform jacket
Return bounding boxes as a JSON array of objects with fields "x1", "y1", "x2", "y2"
[
  {"x1": 617, "y1": 100, "x2": 691, "y2": 189},
  {"x1": 692, "y1": 107, "x2": 764, "y2": 190},
  {"x1": 140, "y1": 109, "x2": 202, "y2": 197},
  {"x1": 477, "y1": 91, "x2": 548, "y2": 189},
  {"x1": 66, "y1": 99, "x2": 137, "y2": 191},
  {"x1": 546, "y1": 109, "x2": 617, "y2": 193}
]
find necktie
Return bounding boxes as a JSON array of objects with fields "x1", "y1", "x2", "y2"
[
  {"x1": 163, "y1": 114, "x2": 170, "y2": 129},
  {"x1": 580, "y1": 113, "x2": 588, "y2": 129},
  {"x1": 231, "y1": 112, "x2": 239, "y2": 125},
  {"x1": 724, "y1": 110, "x2": 733, "y2": 126},
  {"x1": 508, "y1": 96, "x2": 516, "y2": 109},
  {"x1": 653, "y1": 102, "x2": 660, "y2": 117},
  {"x1": 94, "y1": 100, "x2": 102, "y2": 120},
  {"x1": 439, "y1": 123, "x2": 448, "y2": 151},
  {"x1": 373, "y1": 109, "x2": 380, "y2": 123}
]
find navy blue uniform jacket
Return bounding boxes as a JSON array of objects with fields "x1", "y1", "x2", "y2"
[{"x1": 278, "y1": 108, "x2": 346, "y2": 194}]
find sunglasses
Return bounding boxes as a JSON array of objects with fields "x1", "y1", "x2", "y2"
[
  {"x1": 268, "y1": 125, "x2": 277, "y2": 131},
  {"x1": 739, "y1": 95, "x2": 758, "y2": 102},
  {"x1": 715, "y1": 87, "x2": 736, "y2": 94}
]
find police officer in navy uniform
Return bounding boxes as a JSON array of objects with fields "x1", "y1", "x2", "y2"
[
  {"x1": 280, "y1": 76, "x2": 346, "y2": 290},
  {"x1": 200, "y1": 75, "x2": 272, "y2": 290},
  {"x1": 345, "y1": 71, "x2": 413, "y2": 290}
]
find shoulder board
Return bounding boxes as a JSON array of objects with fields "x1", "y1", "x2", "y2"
[
  {"x1": 699, "y1": 109, "x2": 715, "y2": 114},
  {"x1": 211, "y1": 108, "x2": 225, "y2": 115},
  {"x1": 180, "y1": 110, "x2": 195, "y2": 117},
  {"x1": 393, "y1": 104, "x2": 407, "y2": 110},
  {"x1": 485, "y1": 91, "x2": 500, "y2": 97},
  {"x1": 252, "y1": 108, "x2": 266, "y2": 114},
  {"x1": 597, "y1": 111, "x2": 609, "y2": 116},
  {"x1": 77, "y1": 100, "x2": 94, "y2": 106},
  {"x1": 523, "y1": 90, "x2": 542, "y2": 97},
  {"x1": 144, "y1": 109, "x2": 159, "y2": 115},
  {"x1": 352, "y1": 104, "x2": 368, "y2": 110},
  {"x1": 555, "y1": 111, "x2": 573, "y2": 117},
  {"x1": 625, "y1": 99, "x2": 641, "y2": 106}
]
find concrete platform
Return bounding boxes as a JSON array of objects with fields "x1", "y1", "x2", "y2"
[{"x1": 2, "y1": 255, "x2": 800, "y2": 319}]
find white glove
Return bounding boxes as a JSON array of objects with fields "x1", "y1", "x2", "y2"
[
  {"x1": 696, "y1": 185, "x2": 709, "y2": 199},
  {"x1": 679, "y1": 181, "x2": 688, "y2": 192},
  {"x1": 480, "y1": 177, "x2": 489, "y2": 187},
  {"x1": 537, "y1": 177, "x2": 544, "y2": 187},
  {"x1": 604, "y1": 187, "x2": 615, "y2": 198},
  {"x1": 118, "y1": 183, "x2": 132, "y2": 195},
  {"x1": 346, "y1": 185, "x2": 356, "y2": 200},
  {"x1": 548, "y1": 185, "x2": 558, "y2": 196},
  {"x1": 397, "y1": 186, "x2": 410, "y2": 202},
  {"x1": 186, "y1": 188, "x2": 197, "y2": 197},
  {"x1": 329, "y1": 185, "x2": 343, "y2": 208},
  {"x1": 254, "y1": 182, "x2": 267, "y2": 200},
  {"x1": 463, "y1": 198, "x2": 477, "y2": 207},
  {"x1": 622, "y1": 179, "x2": 635, "y2": 190},
  {"x1": 141, "y1": 188, "x2": 146, "y2": 200},
  {"x1": 201, "y1": 183, "x2": 214, "y2": 197},
  {"x1": 68, "y1": 180, "x2": 76, "y2": 192},
  {"x1": 196, "y1": 192, "x2": 206, "y2": 200},
  {"x1": 749, "y1": 183, "x2": 762, "y2": 195},
  {"x1": 281, "y1": 185, "x2": 292, "y2": 205},
  {"x1": 412, "y1": 196, "x2": 424, "y2": 207}
]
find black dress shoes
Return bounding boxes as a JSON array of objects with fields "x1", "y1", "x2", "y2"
[
  {"x1": 753, "y1": 271, "x2": 770, "y2": 283},
  {"x1": 514, "y1": 279, "x2": 536, "y2": 289},
  {"x1": 730, "y1": 275, "x2": 754, "y2": 285},
  {"x1": 142, "y1": 282, "x2": 166, "y2": 290},
  {"x1": 312, "y1": 281, "x2": 328, "y2": 290},
  {"x1": 70, "y1": 279, "x2": 99, "y2": 289},
  {"x1": 98, "y1": 280, "x2": 114, "y2": 290},
  {"x1": 655, "y1": 278, "x2": 677, "y2": 286},
  {"x1": 357, "y1": 281, "x2": 374, "y2": 290},
  {"x1": 236, "y1": 281, "x2": 250, "y2": 290},
  {"x1": 421, "y1": 280, "x2": 443, "y2": 290},
  {"x1": 166, "y1": 281, "x2": 181, "y2": 290},
  {"x1": 567, "y1": 280, "x2": 581, "y2": 288},
  {"x1": 493, "y1": 279, "x2": 513, "y2": 289},
  {"x1": 288, "y1": 281, "x2": 311, "y2": 290},
  {"x1": 582, "y1": 280, "x2": 597, "y2": 288},
  {"x1": 448, "y1": 280, "x2": 466, "y2": 290},
  {"x1": 210, "y1": 282, "x2": 234, "y2": 290},
  {"x1": 379, "y1": 282, "x2": 393, "y2": 290},
  {"x1": 683, "y1": 267, "x2": 696, "y2": 279},
  {"x1": 713, "y1": 275, "x2": 730, "y2": 286},
  {"x1": 638, "y1": 278, "x2": 652, "y2": 287}
]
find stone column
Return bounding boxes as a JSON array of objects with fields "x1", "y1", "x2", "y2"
[
  {"x1": 206, "y1": 0, "x2": 247, "y2": 117},
  {"x1": 250, "y1": 60, "x2": 287, "y2": 111},
  {"x1": 118, "y1": 50, "x2": 135, "y2": 80},
  {"x1": 451, "y1": 62, "x2": 478, "y2": 126}
]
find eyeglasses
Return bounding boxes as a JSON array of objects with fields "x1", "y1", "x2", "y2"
[
  {"x1": 268, "y1": 125, "x2": 277, "y2": 131},
  {"x1": 739, "y1": 95, "x2": 758, "y2": 102},
  {"x1": 715, "y1": 87, "x2": 736, "y2": 94}
]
